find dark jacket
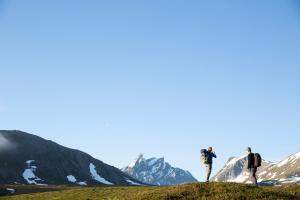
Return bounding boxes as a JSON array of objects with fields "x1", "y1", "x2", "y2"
[
  {"x1": 207, "y1": 152, "x2": 217, "y2": 164},
  {"x1": 247, "y1": 153, "x2": 255, "y2": 169}
]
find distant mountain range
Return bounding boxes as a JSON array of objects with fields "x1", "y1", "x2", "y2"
[
  {"x1": 0, "y1": 130, "x2": 143, "y2": 186},
  {"x1": 212, "y1": 151, "x2": 300, "y2": 185},
  {"x1": 121, "y1": 154, "x2": 197, "y2": 185},
  {"x1": 3, "y1": 130, "x2": 298, "y2": 187}
]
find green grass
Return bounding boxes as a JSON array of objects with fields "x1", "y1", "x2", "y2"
[{"x1": 1, "y1": 183, "x2": 300, "y2": 200}]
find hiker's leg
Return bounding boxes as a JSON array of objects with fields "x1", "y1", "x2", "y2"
[
  {"x1": 250, "y1": 168, "x2": 257, "y2": 185},
  {"x1": 249, "y1": 168, "x2": 253, "y2": 184},
  {"x1": 253, "y1": 168, "x2": 258, "y2": 186},
  {"x1": 206, "y1": 164, "x2": 212, "y2": 182},
  {"x1": 205, "y1": 165, "x2": 209, "y2": 182},
  {"x1": 205, "y1": 165, "x2": 208, "y2": 181}
]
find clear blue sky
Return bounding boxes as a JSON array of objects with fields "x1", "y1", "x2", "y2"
[{"x1": 1, "y1": 0, "x2": 300, "y2": 180}]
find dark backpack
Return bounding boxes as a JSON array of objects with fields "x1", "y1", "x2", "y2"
[
  {"x1": 200, "y1": 149, "x2": 209, "y2": 164},
  {"x1": 254, "y1": 153, "x2": 262, "y2": 167}
]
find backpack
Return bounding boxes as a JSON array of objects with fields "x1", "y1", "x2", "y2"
[
  {"x1": 200, "y1": 149, "x2": 209, "y2": 165},
  {"x1": 254, "y1": 153, "x2": 262, "y2": 167}
]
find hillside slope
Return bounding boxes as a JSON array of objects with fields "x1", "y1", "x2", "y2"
[{"x1": 0, "y1": 130, "x2": 143, "y2": 186}]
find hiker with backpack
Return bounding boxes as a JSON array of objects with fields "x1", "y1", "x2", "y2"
[
  {"x1": 201, "y1": 147, "x2": 217, "y2": 183},
  {"x1": 246, "y1": 147, "x2": 262, "y2": 186}
]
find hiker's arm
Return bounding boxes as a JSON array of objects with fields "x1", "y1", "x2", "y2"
[{"x1": 212, "y1": 152, "x2": 217, "y2": 158}]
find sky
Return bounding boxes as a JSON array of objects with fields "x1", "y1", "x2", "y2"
[{"x1": 1, "y1": 0, "x2": 300, "y2": 180}]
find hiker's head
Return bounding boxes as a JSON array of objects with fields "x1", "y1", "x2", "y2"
[
  {"x1": 208, "y1": 147, "x2": 213, "y2": 152},
  {"x1": 246, "y1": 147, "x2": 252, "y2": 154}
]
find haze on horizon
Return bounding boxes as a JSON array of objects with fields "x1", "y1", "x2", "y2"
[{"x1": 1, "y1": 0, "x2": 300, "y2": 180}]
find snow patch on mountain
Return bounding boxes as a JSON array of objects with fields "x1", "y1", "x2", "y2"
[
  {"x1": 148, "y1": 158, "x2": 159, "y2": 166},
  {"x1": 89, "y1": 163, "x2": 113, "y2": 185},
  {"x1": 258, "y1": 171, "x2": 267, "y2": 176},
  {"x1": 67, "y1": 175, "x2": 77, "y2": 183},
  {"x1": 26, "y1": 160, "x2": 35, "y2": 165},
  {"x1": 277, "y1": 152, "x2": 300, "y2": 167},
  {"x1": 227, "y1": 174, "x2": 248, "y2": 183},
  {"x1": 126, "y1": 178, "x2": 142, "y2": 185},
  {"x1": 226, "y1": 155, "x2": 247, "y2": 167},
  {"x1": 277, "y1": 159, "x2": 290, "y2": 167},
  {"x1": 22, "y1": 160, "x2": 43, "y2": 184},
  {"x1": 77, "y1": 181, "x2": 87, "y2": 186},
  {"x1": 5, "y1": 188, "x2": 15, "y2": 194},
  {"x1": 67, "y1": 175, "x2": 88, "y2": 186}
]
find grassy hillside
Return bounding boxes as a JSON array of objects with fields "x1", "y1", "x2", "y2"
[{"x1": 1, "y1": 183, "x2": 300, "y2": 200}]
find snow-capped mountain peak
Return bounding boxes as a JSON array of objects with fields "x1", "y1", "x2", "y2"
[
  {"x1": 276, "y1": 151, "x2": 300, "y2": 168},
  {"x1": 122, "y1": 154, "x2": 197, "y2": 185},
  {"x1": 128, "y1": 154, "x2": 145, "y2": 168},
  {"x1": 212, "y1": 155, "x2": 250, "y2": 183},
  {"x1": 212, "y1": 151, "x2": 300, "y2": 185},
  {"x1": 225, "y1": 155, "x2": 247, "y2": 167}
]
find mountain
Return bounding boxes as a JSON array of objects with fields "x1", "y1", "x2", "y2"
[
  {"x1": 212, "y1": 151, "x2": 300, "y2": 185},
  {"x1": 121, "y1": 154, "x2": 197, "y2": 185},
  {"x1": 0, "y1": 130, "x2": 144, "y2": 186},
  {"x1": 211, "y1": 155, "x2": 272, "y2": 183},
  {"x1": 256, "y1": 151, "x2": 300, "y2": 184}
]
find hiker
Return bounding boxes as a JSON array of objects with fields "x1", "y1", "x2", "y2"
[
  {"x1": 201, "y1": 147, "x2": 217, "y2": 182},
  {"x1": 246, "y1": 147, "x2": 262, "y2": 186}
]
